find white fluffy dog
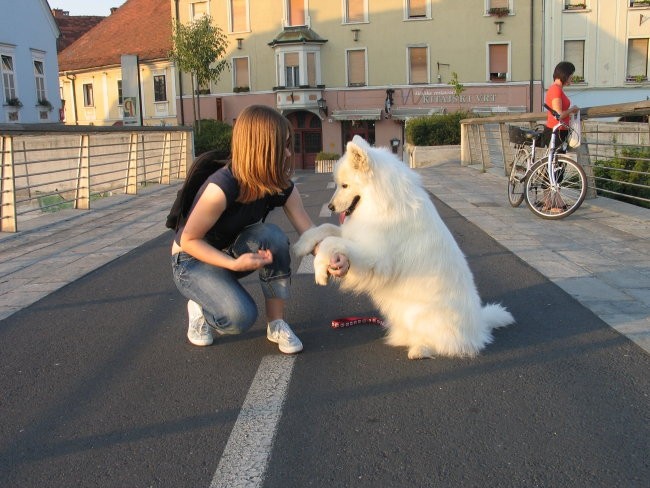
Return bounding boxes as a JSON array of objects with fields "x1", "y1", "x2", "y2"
[{"x1": 293, "y1": 136, "x2": 514, "y2": 359}]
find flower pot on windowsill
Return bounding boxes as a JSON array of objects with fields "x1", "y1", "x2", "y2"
[
  {"x1": 233, "y1": 86, "x2": 250, "y2": 93},
  {"x1": 564, "y1": 3, "x2": 586, "y2": 10},
  {"x1": 572, "y1": 75, "x2": 585, "y2": 83},
  {"x1": 488, "y1": 7, "x2": 510, "y2": 17},
  {"x1": 626, "y1": 75, "x2": 648, "y2": 83},
  {"x1": 37, "y1": 99, "x2": 53, "y2": 111},
  {"x1": 5, "y1": 97, "x2": 23, "y2": 108}
]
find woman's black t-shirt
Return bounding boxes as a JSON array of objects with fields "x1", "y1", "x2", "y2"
[{"x1": 174, "y1": 166, "x2": 294, "y2": 249}]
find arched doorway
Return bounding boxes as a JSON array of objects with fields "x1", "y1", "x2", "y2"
[{"x1": 286, "y1": 111, "x2": 322, "y2": 170}]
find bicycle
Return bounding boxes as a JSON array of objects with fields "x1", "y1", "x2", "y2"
[{"x1": 506, "y1": 104, "x2": 587, "y2": 220}]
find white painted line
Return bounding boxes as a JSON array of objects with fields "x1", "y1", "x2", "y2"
[
  {"x1": 296, "y1": 255, "x2": 314, "y2": 274},
  {"x1": 210, "y1": 355, "x2": 296, "y2": 488},
  {"x1": 318, "y1": 203, "x2": 331, "y2": 218}
]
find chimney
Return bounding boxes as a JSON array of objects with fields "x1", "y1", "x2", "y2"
[
  {"x1": 110, "y1": 7, "x2": 119, "y2": 14},
  {"x1": 52, "y1": 9, "x2": 69, "y2": 17}
]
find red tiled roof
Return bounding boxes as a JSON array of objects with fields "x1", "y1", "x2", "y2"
[
  {"x1": 58, "y1": 0, "x2": 172, "y2": 72},
  {"x1": 54, "y1": 14, "x2": 105, "y2": 52}
]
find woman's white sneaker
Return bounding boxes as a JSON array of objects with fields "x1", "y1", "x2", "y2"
[
  {"x1": 267, "y1": 319, "x2": 303, "y2": 354},
  {"x1": 187, "y1": 300, "x2": 213, "y2": 346}
]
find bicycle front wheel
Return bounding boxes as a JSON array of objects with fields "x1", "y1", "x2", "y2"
[
  {"x1": 524, "y1": 155, "x2": 587, "y2": 219},
  {"x1": 507, "y1": 147, "x2": 528, "y2": 207}
]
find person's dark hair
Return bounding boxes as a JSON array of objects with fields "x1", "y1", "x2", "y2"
[{"x1": 553, "y1": 61, "x2": 576, "y2": 84}]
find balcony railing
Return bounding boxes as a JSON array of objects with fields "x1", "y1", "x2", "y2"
[{"x1": 0, "y1": 124, "x2": 193, "y2": 232}]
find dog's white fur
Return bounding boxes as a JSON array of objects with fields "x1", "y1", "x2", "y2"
[{"x1": 293, "y1": 136, "x2": 514, "y2": 359}]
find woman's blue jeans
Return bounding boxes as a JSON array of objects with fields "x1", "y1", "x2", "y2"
[{"x1": 171, "y1": 222, "x2": 291, "y2": 335}]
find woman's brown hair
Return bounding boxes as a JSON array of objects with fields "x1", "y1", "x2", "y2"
[{"x1": 231, "y1": 105, "x2": 294, "y2": 203}]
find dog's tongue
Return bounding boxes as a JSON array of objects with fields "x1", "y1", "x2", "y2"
[{"x1": 339, "y1": 212, "x2": 346, "y2": 224}]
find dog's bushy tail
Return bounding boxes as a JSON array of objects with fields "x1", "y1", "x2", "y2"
[{"x1": 481, "y1": 303, "x2": 514, "y2": 330}]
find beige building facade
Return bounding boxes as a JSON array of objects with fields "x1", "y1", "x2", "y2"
[{"x1": 174, "y1": 0, "x2": 544, "y2": 167}]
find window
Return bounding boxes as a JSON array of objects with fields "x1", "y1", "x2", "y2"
[
  {"x1": 190, "y1": 1, "x2": 208, "y2": 21},
  {"x1": 117, "y1": 80, "x2": 123, "y2": 105},
  {"x1": 565, "y1": 0, "x2": 587, "y2": 9},
  {"x1": 1, "y1": 54, "x2": 16, "y2": 103},
  {"x1": 154, "y1": 74, "x2": 167, "y2": 102},
  {"x1": 33, "y1": 60, "x2": 46, "y2": 102},
  {"x1": 274, "y1": 47, "x2": 322, "y2": 88},
  {"x1": 83, "y1": 83, "x2": 94, "y2": 106},
  {"x1": 284, "y1": 52, "x2": 300, "y2": 87},
  {"x1": 230, "y1": 0, "x2": 249, "y2": 32},
  {"x1": 488, "y1": 43, "x2": 509, "y2": 81},
  {"x1": 307, "y1": 52, "x2": 316, "y2": 86},
  {"x1": 347, "y1": 49, "x2": 366, "y2": 86},
  {"x1": 487, "y1": 0, "x2": 511, "y2": 15},
  {"x1": 564, "y1": 40, "x2": 585, "y2": 80},
  {"x1": 286, "y1": 0, "x2": 305, "y2": 26},
  {"x1": 344, "y1": 0, "x2": 367, "y2": 23},
  {"x1": 233, "y1": 57, "x2": 249, "y2": 89},
  {"x1": 407, "y1": 0, "x2": 429, "y2": 19},
  {"x1": 627, "y1": 38, "x2": 649, "y2": 81},
  {"x1": 408, "y1": 46, "x2": 428, "y2": 84}
]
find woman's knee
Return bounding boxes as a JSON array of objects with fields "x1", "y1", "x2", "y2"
[{"x1": 208, "y1": 299, "x2": 258, "y2": 335}]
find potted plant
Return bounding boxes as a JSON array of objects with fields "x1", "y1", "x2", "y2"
[
  {"x1": 5, "y1": 97, "x2": 23, "y2": 108},
  {"x1": 488, "y1": 7, "x2": 510, "y2": 17},
  {"x1": 572, "y1": 75, "x2": 585, "y2": 83},
  {"x1": 627, "y1": 74, "x2": 648, "y2": 82},
  {"x1": 565, "y1": 2, "x2": 586, "y2": 10},
  {"x1": 233, "y1": 86, "x2": 250, "y2": 93},
  {"x1": 37, "y1": 98, "x2": 53, "y2": 110}
]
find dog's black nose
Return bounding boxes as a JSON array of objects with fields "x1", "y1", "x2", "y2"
[{"x1": 328, "y1": 203, "x2": 335, "y2": 211}]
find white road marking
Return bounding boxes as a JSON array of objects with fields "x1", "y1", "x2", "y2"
[
  {"x1": 318, "y1": 203, "x2": 331, "y2": 218},
  {"x1": 327, "y1": 182, "x2": 335, "y2": 189},
  {"x1": 296, "y1": 255, "x2": 314, "y2": 274},
  {"x1": 210, "y1": 355, "x2": 296, "y2": 488}
]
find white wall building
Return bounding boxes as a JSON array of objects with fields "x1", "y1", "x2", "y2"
[
  {"x1": 546, "y1": 0, "x2": 650, "y2": 112},
  {"x1": 0, "y1": 0, "x2": 61, "y2": 124}
]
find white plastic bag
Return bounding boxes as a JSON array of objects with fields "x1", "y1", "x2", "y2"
[{"x1": 568, "y1": 111, "x2": 581, "y2": 148}]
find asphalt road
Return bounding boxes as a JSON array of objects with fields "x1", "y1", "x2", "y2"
[{"x1": 1, "y1": 172, "x2": 648, "y2": 488}]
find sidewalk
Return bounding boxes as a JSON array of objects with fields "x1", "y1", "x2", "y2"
[{"x1": 0, "y1": 163, "x2": 648, "y2": 354}]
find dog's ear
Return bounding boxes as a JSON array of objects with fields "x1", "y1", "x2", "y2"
[{"x1": 346, "y1": 137, "x2": 371, "y2": 173}]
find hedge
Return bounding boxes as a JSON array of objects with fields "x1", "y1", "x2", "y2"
[{"x1": 405, "y1": 111, "x2": 470, "y2": 146}]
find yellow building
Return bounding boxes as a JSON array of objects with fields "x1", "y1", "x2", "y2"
[
  {"x1": 58, "y1": 0, "x2": 178, "y2": 127},
  {"x1": 173, "y1": 0, "x2": 544, "y2": 167}
]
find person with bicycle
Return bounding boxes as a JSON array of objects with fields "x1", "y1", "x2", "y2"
[{"x1": 543, "y1": 61, "x2": 580, "y2": 151}]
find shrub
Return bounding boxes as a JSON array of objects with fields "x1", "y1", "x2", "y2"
[
  {"x1": 316, "y1": 151, "x2": 340, "y2": 161},
  {"x1": 405, "y1": 112, "x2": 470, "y2": 146},
  {"x1": 594, "y1": 146, "x2": 650, "y2": 208},
  {"x1": 193, "y1": 119, "x2": 232, "y2": 157}
]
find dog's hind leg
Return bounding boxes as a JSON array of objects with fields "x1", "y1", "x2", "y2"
[{"x1": 407, "y1": 344, "x2": 434, "y2": 360}]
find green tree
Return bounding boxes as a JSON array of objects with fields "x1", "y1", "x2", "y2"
[
  {"x1": 169, "y1": 15, "x2": 229, "y2": 131},
  {"x1": 449, "y1": 72, "x2": 465, "y2": 112}
]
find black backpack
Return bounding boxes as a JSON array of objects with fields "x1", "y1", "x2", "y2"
[{"x1": 165, "y1": 150, "x2": 229, "y2": 231}]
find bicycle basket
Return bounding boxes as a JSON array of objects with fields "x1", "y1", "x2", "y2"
[{"x1": 508, "y1": 125, "x2": 529, "y2": 145}]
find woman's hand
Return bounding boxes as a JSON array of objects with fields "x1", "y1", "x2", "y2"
[
  {"x1": 328, "y1": 253, "x2": 350, "y2": 278},
  {"x1": 231, "y1": 249, "x2": 273, "y2": 272}
]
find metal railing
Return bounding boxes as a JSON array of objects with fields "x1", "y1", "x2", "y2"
[
  {"x1": 0, "y1": 124, "x2": 193, "y2": 232},
  {"x1": 460, "y1": 100, "x2": 650, "y2": 208}
]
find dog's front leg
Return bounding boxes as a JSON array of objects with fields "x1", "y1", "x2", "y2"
[
  {"x1": 292, "y1": 223, "x2": 341, "y2": 258},
  {"x1": 314, "y1": 236, "x2": 376, "y2": 286}
]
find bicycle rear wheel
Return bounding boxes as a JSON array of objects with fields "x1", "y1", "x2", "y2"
[
  {"x1": 524, "y1": 155, "x2": 587, "y2": 220},
  {"x1": 507, "y1": 147, "x2": 528, "y2": 207}
]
